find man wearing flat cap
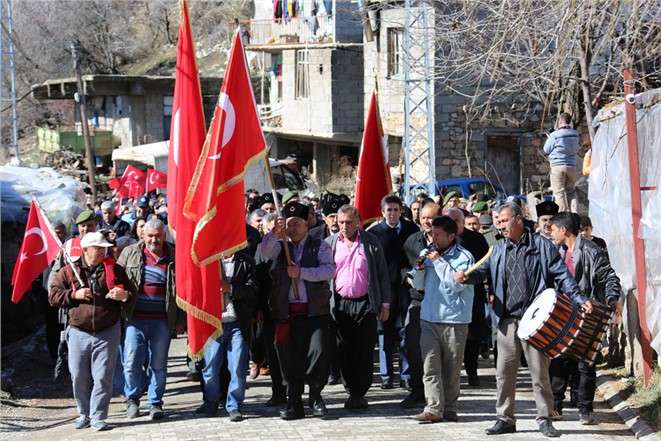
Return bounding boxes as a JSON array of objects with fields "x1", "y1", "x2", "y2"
[
  {"x1": 282, "y1": 190, "x2": 300, "y2": 205},
  {"x1": 535, "y1": 200, "x2": 559, "y2": 241},
  {"x1": 50, "y1": 232, "x2": 133, "y2": 431},
  {"x1": 259, "y1": 201, "x2": 336, "y2": 420}
]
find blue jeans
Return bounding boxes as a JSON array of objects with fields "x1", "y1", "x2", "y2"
[
  {"x1": 123, "y1": 318, "x2": 171, "y2": 406},
  {"x1": 378, "y1": 326, "x2": 410, "y2": 382},
  {"x1": 202, "y1": 322, "x2": 249, "y2": 412}
]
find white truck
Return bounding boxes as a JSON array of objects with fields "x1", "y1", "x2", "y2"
[{"x1": 111, "y1": 141, "x2": 315, "y2": 197}]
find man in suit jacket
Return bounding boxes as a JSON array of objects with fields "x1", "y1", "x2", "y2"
[
  {"x1": 368, "y1": 195, "x2": 419, "y2": 389},
  {"x1": 326, "y1": 205, "x2": 391, "y2": 409},
  {"x1": 197, "y1": 251, "x2": 258, "y2": 422}
]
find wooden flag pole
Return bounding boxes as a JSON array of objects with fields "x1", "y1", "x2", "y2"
[
  {"x1": 263, "y1": 156, "x2": 300, "y2": 300},
  {"x1": 32, "y1": 196, "x2": 85, "y2": 287}
]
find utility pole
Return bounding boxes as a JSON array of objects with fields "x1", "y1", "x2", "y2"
[
  {"x1": 1, "y1": 0, "x2": 19, "y2": 160},
  {"x1": 71, "y1": 43, "x2": 97, "y2": 201}
]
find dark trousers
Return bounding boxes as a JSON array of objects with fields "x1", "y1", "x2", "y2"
[
  {"x1": 45, "y1": 304, "x2": 64, "y2": 359},
  {"x1": 276, "y1": 314, "x2": 330, "y2": 407},
  {"x1": 463, "y1": 340, "x2": 480, "y2": 376},
  {"x1": 550, "y1": 356, "x2": 595, "y2": 413},
  {"x1": 336, "y1": 295, "x2": 376, "y2": 398},
  {"x1": 262, "y1": 317, "x2": 286, "y2": 398},
  {"x1": 250, "y1": 322, "x2": 266, "y2": 367},
  {"x1": 404, "y1": 303, "x2": 423, "y2": 392}
]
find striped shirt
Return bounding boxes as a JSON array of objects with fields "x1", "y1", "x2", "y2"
[{"x1": 133, "y1": 246, "x2": 170, "y2": 320}]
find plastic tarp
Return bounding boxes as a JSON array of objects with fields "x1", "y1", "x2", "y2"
[
  {"x1": 0, "y1": 166, "x2": 88, "y2": 229},
  {"x1": 589, "y1": 88, "x2": 661, "y2": 354}
]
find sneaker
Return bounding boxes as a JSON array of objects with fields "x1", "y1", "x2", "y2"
[
  {"x1": 150, "y1": 404, "x2": 164, "y2": 420},
  {"x1": 539, "y1": 420, "x2": 560, "y2": 438},
  {"x1": 74, "y1": 416, "x2": 90, "y2": 429},
  {"x1": 91, "y1": 420, "x2": 109, "y2": 431},
  {"x1": 126, "y1": 398, "x2": 140, "y2": 418},
  {"x1": 228, "y1": 409, "x2": 243, "y2": 422},
  {"x1": 551, "y1": 409, "x2": 563, "y2": 421},
  {"x1": 579, "y1": 411, "x2": 595, "y2": 425}
]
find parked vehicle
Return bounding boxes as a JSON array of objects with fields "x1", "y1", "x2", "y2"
[
  {"x1": 401, "y1": 177, "x2": 507, "y2": 202},
  {"x1": 111, "y1": 141, "x2": 315, "y2": 197}
]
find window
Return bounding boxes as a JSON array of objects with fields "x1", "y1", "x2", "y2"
[
  {"x1": 163, "y1": 96, "x2": 173, "y2": 140},
  {"x1": 295, "y1": 50, "x2": 310, "y2": 99},
  {"x1": 387, "y1": 28, "x2": 404, "y2": 77}
]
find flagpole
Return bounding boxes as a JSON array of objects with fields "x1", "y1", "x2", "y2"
[
  {"x1": 263, "y1": 157, "x2": 300, "y2": 300},
  {"x1": 32, "y1": 196, "x2": 85, "y2": 287}
]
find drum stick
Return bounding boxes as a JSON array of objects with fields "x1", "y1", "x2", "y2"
[{"x1": 465, "y1": 246, "x2": 493, "y2": 276}]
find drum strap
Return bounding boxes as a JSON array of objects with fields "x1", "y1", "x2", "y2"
[{"x1": 541, "y1": 303, "x2": 580, "y2": 352}]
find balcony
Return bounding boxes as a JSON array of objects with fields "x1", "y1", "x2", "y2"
[{"x1": 245, "y1": 15, "x2": 336, "y2": 47}]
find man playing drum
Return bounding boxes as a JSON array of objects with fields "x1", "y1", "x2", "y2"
[
  {"x1": 454, "y1": 202, "x2": 591, "y2": 438},
  {"x1": 548, "y1": 212, "x2": 621, "y2": 425}
]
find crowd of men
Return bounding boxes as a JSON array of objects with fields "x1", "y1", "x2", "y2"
[{"x1": 44, "y1": 184, "x2": 620, "y2": 438}]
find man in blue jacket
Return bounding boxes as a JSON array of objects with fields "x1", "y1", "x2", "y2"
[
  {"x1": 455, "y1": 202, "x2": 591, "y2": 438},
  {"x1": 411, "y1": 216, "x2": 474, "y2": 423},
  {"x1": 543, "y1": 112, "x2": 579, "y2": 213}
]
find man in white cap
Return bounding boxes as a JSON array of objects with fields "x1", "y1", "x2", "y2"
[{"x1": 50, "y1": 232, "x2": 132, "y2": 431}]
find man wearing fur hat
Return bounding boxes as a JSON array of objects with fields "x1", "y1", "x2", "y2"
[{"x1": 259, "y1": 201, "x2": 336, "y2": 420}]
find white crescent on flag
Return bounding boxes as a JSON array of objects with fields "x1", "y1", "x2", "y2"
[
  {"x1": 149, "y1": 172, "x2": 158, "y2": 186},
  {"x1": 21, "y1": 227, "x2": 47, "y2": 262},
  {"x1": 172, "y1": 109, "x2": 180, "y2": 167},
  {"x1": 126, "y1": 170, "x2": 140, "y2": 181},
  {"x1": 208, "y1": 92, "x2": 236, "y2": 160}
]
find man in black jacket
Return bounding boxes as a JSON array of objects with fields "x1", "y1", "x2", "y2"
[
  {"x1": 197, "y1": 251, "x2": 258, "y2": 422},
  {"x1": 369, "y1": 195, "x2": 419, "y2": 390},
  {"x1": 399, "y1": 202, "x2": 441, "y2": 408},
  {"x1": 455, "y1": 202, "x2": 591, "y2": 438},
  {"x1": 548, "y1": 212, "x2": 621, "y2": 425}
]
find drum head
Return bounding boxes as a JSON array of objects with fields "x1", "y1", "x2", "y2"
[{"x1": 517, "y1": 288, "x2": 558, "y2": 339}]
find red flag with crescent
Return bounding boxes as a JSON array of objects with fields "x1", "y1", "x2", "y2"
[
  {"x1": 169, "y1": 0, "x2": 222, "y2": 359},
  {"x1": 11, "y1": 200, "x2": 61, "y2": 304},
  {"x1": 116, "y1": 165, "x2": 146, "y2": 200},
  {"x1": 355, "y1": 90, "x2": 392, "y2": 225},
  {"x1": 146, "y1": 169, "x2": 168, "y2": 193},
  {"x1": 184, "y1": 31, "x2": 267, "y2": 265}
]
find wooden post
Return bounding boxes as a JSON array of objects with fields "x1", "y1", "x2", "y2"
[
  {"x1": 71, "y1": 43, "x2": 97, "y2": 202},
  {"x1": 623, "y1": 69, "x2": 653, "y2": 386}
]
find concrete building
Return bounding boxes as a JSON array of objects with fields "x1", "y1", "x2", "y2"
[{"x1": 30, "y1": 75, "x2": 222, "y2": 149}]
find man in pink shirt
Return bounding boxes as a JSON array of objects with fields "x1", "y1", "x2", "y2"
[{"x1": 326, "y1": 205, "x2": 391, "y2": 410}]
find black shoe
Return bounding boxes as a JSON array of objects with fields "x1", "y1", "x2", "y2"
[
  {"x1": 539, "y1": 420, "x2": 560, "y2": 437},
  {"x1": 344, "y1": 395, "x2": 368, "y2": 410},
  {"x1": 186, "y1": 372, "x2": 202, "y2": 382},
  {"x1": 327, "y1": 374, "x2": 341, "y2": 385},
  {"x1": 228, "y1": 409, "x2": 243, "y2": 422},
  {"x1": 468, "y1": 375, "x2": 481, "y2": 386},
  {"x1": 311, "y1": 398, "x2": 328, "y2": 417},
  {"x1": 280, "y1": 407, "x2": 305, "y2": 420},
  {"x1": 400, "y1": 379, "x2": 412, "y2": 390},
  {"x1": 485, "y1": 419, "x2": 516, "y2": 435},
  {"x1": 196, "y1": 401, "x2": 219, "y2": 417},
  {"x1": 399, "y1": 391, "x2": 425, "y2": 409},
  {"x1": 266, "y1": 395, "x2": 287, "y2": 407},
  {"x1": 381, "y1": 379, "x2": 394, "y2": 389}
]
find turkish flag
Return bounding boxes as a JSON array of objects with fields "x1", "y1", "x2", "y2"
[
  {"x1": 184, "y1": 31, "x2": 267, "y2": 265},
  {"x1": 355, "y1": 90, "x2": 392, "y2": 225},
  {"x1": 116, "y1": 165, "x2": 146, "y2": 200},
  {"x1": 168, "y1": 0, "x2": 222, "y2": 359},
  {"x1": 11, "y1": 200, "x2": 61, "y2": 304},
  {"x1": 146, "y1": 169, "x2": 168, "y2": 193}
]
